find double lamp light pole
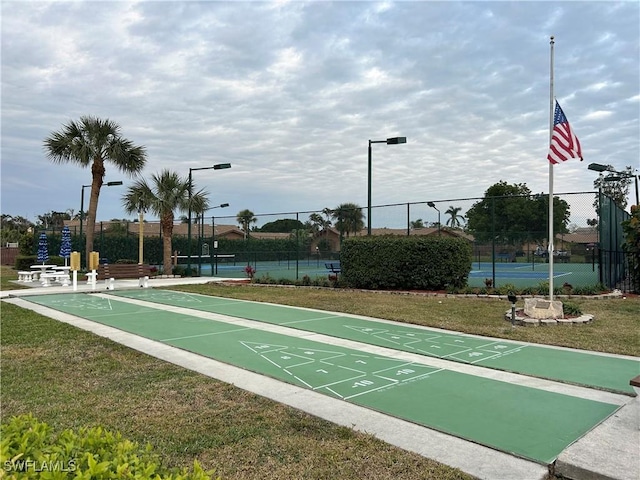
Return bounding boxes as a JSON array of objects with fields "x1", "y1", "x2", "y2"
[
  {"x1": 587, "y1": 163, "x2": 639, "y2": 206},
  {"x1": 187, "y1": 163, "x2": 231, "y2": 275}
]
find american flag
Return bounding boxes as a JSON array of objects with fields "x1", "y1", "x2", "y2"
[{"x1": 547, "y1": 101, "x2": 583, "y2": 164}]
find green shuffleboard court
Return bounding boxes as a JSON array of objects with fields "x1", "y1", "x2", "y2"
[
  {"x1": 108, "y1": 289, "x2": 638, "y2": 395},
  {"x1": 23, "y1": 292, "x2": 622, "y2": 465}
]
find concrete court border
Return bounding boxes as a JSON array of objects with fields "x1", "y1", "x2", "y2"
[{"x1": 5, "y1": 295, "x2": 549, "y2": 480}]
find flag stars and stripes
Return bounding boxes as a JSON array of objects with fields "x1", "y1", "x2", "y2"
[{"x1": 547, "y1": 101, "x2": 583, "y2": 164}]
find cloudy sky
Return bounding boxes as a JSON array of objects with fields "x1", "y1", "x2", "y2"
[{"x1": 1, "y1": 0, "x2": 638, "y2": 228}]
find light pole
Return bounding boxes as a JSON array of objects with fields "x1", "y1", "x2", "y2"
[
  {"x1": 206, "y1": 203, "x2": 230, "y2": 275},
  {"x1": 588, "y1": 163, "x2": 639, "y2": 206},
  {"x1": 368, "y1": 136, "x2": 406, "y2": 235},
  {"x1": 138, "y1": 201, "x2": 146, "y2": 265},
  {"x1": 187, "y1": 163, "x2": 231, "y2": 275},
  {"x1": 427, "y1": 202, "x2": 441, "y2": 236},
  {"x1": 79, "y1": 180, "x2": 123, "y2": 267}
]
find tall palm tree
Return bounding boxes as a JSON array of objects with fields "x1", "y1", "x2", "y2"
[
  {"x1": 122, "y1": 170, "x2": 209, "y2": 275},
  {"x1": 445, "y1": 206, "x2": 465, "y2": 228},
  {"x1": 331, "y1": 203, "x2": 365, "y2": 239},
  {"x1": 44, "y1": 116, "x2": 147, "y2": 267},
  {"x1": 236, "y1": 209, "x2": 257, "y2": 239}
]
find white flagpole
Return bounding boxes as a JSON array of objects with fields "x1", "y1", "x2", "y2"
[{"x1": 548, "y1": 36, "x2": 555, "y2": 301}]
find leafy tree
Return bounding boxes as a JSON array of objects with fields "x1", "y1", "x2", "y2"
[
  {"x1": 44, "y1": 116, "x2": 147, "y2": 267},
  {"x1": 105, "y1": 221, "x2": 129, "y2": 236},
  {"x1": 0, "y1": 215, "x2": 34, "y2": 244},
  {"x1": 259, "y1": 218, "x2": 305, "y2": 233},
  {"x1": 122, "y1": 170, "x2": 209, "y2": 274},
  {"x1": 593, "y1": 166, "x2": 634, "y2": 211},
  {"x1": 236, "y1": 209, "x2": 257, "y2": 238},
  {"x1": 331, "y1": 203, "x2": 365, "y2": 239},
  {"x1": 465, "y1": 181, "x2": 570, "y2": 245},
  {"x1": 410, "y1": 218, "x2": 424, "y2": 229},
  {"x1": 445, "y1": 206, "x2": 465, "y2": 228},
  {"x1": 621, "y1": 205, "x2": 640, "y2": 293},
  {"x1": 36, "y1": 211, "x2": 70, "y2": 231}
]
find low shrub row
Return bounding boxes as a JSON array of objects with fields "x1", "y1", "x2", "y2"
[{"x1": 0, "y1": 414, "x2": 218, "y2": 480}]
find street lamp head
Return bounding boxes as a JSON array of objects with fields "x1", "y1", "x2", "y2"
[
  {"x1": 106, "y1": 181, "x2": 123, "y2": 186},
  {"x1": 386, "y1": 137, "x2": 407, "y2": 145},
  {"x1": 213, "y1": 163, "x2": 231, "y2": 170},
  {"x1": 427, "y1": 201, "x2": 438, "y2": 210},
  {"x1": 220, "y1": 203, "x2": 230, "y2": 208},
  {"x1": 587, "y1": 163, "x2": 610, "y2": 173}
]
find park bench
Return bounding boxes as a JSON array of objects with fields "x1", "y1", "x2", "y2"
[
  {"x1": 631, "y1": 374, "x2": 640, "y2": 395},
  {"x1": 40, "y1": 271, "x2": 70, "y2": 287},
  {"x1": 17, "y1": 271, "x2": 39, "y2": 282},
  {"x1": 325, "y1": 262, "x2": 341, "y2": 282},
  {"x1": 96, "y1": 264, "x2": 152, "y2": 288}
]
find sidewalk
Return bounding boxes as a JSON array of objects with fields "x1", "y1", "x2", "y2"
[{"x1": 2, "y1": 277, "x2": 638, "y2": 480}]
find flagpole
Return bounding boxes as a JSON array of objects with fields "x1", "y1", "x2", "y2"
[{"x1": 548, "y1": 35, "x2": 555, "y2": 301}]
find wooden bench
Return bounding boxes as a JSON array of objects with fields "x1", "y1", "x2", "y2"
[
  {"x1": 97, "y1": 264, "x2": 151, "y2": 280},
  {"x1": 96, "y1": 264, "x2": 152, "y2": 288},
  {"x1": 325, "y1": 262, "x2": 341, "y2": 282},
  {"x1": 630, "y1": 374, "x2": 640, "y2": 395}
]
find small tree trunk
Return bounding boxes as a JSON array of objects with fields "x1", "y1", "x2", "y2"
[{"x1": 161, "y1": 213, "x2": 174, "y2": 276}]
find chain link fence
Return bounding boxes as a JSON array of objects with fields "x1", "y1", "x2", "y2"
[{"x1": 31, "y1": 191, "x2": 635, "y2": 292}]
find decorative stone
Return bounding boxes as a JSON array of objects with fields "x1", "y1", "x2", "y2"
[
  {"x1": 556, "y1": 318, "x2": 574, "y2": 324},
  {"x1": 521, "y1": 318, "x2": 539, "y2": 326},
  {"x1": 524, "y1": 298, "x2": 564, "y2": 319},
  {"x1": 540, "y1": 319, "x2": 558, "y2": 326}
]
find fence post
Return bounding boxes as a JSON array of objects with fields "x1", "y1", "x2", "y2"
[
  {"x1": 406, "y1": 203, "x2": 410, "y2": 236},
  {"x1": 491, "y1": 196, "x2": 496, "y2": 288}
]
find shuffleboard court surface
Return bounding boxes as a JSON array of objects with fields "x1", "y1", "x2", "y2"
[
  {"x1": 23, "y1": 292, "x2": 622, "y2": 465},
  {"x1": 108, "y1": 289, "x2": 638, "y2": 395}
]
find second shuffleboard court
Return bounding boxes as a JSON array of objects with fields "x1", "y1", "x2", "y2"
[
  {"x1": 109, "y1": 289, "x2": 638, "y2": 395},
  {"x1": 23, "y1": 292, "x2": 620, "y2": 465}
]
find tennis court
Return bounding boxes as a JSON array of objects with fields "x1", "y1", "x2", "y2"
[
  {"x1": 22, "y1": 290, "x2": 631, "y2": 465},
  {"x1": 191, "y1": 258, "x2": 600, "y2": 288},
  {"x1": 466, "y1": 261, "x2": 598, "y2": 288}
]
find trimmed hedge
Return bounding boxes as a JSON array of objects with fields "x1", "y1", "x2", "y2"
[
  {"x1": 341, "y1": 236, "x2": 472, "y2": 290},
  {"x1": 15, "y1": 255, "x2": 65, "y2": 271},
  {"x1": 0, "y1": 414, "x2": 218, "y2": 479}
]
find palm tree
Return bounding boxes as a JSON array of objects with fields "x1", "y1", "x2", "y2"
[
  {"x1": 236, "y1": 209, "x2": 257, "y2": 239},
  {"x1": 308, "y1": 212, "x2": 332, "y2": 234},
  {"x1": 44, "y1": 116, "x2": 147, "y2": 267},
  {"x1": 410, "y1": 218, "x2": 425, "y2": 229},
  {"x1": 331, "y1": 203, "x2": 365, "y2": 239},
  {"x1": 122, "y1": 170, "x2": 209, "y2": 275},
  {"x1": 445, "y1": 206, "x2": 465, "y2": 228}
]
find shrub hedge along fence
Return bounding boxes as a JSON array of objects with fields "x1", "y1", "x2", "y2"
[{"x1": 340, "y1": 236, "x2": 472, "y2": 290}]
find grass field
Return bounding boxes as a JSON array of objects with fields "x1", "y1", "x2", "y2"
[{"x1": 1, "y1": 266, "x2": 638, "y2": 479}]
